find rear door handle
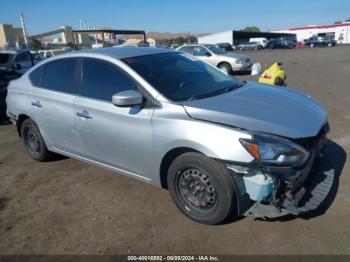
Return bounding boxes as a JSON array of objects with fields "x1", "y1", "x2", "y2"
[
  {"x1": 76, "y1": 110, "x2": 92, "y2": 119},
  {"x1": 31, "y1": 100, "x2": 43, "y2": 108}
]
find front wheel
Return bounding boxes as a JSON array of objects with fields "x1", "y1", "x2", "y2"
[
  {"x1": 167, "y1": 152, "x2": 237, "y2": 224},
  {"x1": 21, "y1": 118, "x2": 51, "y2": 161},
  {"x1": 218, "y1": 62, "x2": 232, "y2": 74}
]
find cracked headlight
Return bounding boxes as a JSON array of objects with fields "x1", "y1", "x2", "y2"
[{"x1": 240, "y1": 134, "x2": 310, "y2": 167}]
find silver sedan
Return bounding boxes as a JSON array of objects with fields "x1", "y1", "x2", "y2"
[
  {"x1": 176, "y1": 44, "x2": 252, "y2": 73},
  {"x1": 6, "y1": 47, "x2": 330, "y2": 224}
]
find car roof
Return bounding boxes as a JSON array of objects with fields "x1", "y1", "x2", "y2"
[
  {"x1": 77, "y1": 47, "x2": 175, "y2": 59},
  {"x1": 179, "y1": 44, "x2": 206, "y2": 47}
]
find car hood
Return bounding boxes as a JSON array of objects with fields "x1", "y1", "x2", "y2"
[
  {"x1": 218, "y1": 52, "x2": 250, "y2": 61},
  {"x1": 182, "y1": 82, "x2": 328, "y2": 139}
]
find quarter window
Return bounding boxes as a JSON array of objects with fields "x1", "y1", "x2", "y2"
[
  {"x1": 29, "y1": 65, "x2": 44, "y2": 86},
  {"x1": 41, "y1": 59, "x2": 78, "y2": 94},
  {"x1": 82, "y1": 58, "x2": 137, "y2": 101}
]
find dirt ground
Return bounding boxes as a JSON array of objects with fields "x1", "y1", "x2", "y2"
[{"x1": 0, "y1": 46, "x2": 349, "y2": 255}]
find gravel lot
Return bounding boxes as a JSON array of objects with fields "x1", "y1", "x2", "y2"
[{"x1": 0, "y1": 46, "x2": 349, "y2": 255}]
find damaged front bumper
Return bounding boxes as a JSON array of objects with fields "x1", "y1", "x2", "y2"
[{"x1": 226, "y1": 129, "x2": 334, "y2": 219}]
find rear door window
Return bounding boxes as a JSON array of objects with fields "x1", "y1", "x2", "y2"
[
  {"x1": 81, "y1": 58, "x2": 137, "y2": 102},
  {"x1": 41, "y1": 58, "x2": 79, "y2": 94}
]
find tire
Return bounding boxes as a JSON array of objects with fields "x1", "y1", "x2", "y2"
[
  {"x1": 167, "y1": 152, "x2": 236, "y2": 225},
  {"x1": 218, "y1": 62, "x2": 232, "y2": 74},
  {"x1": 310, "y1": 43, "x2": 314, "y2": 48},
  {"x1": 21, "y1": 118, "x2": 51, "y2": 161},
  {"x1": 328, "y1": 43, "x2": 332, "y2": 47}
]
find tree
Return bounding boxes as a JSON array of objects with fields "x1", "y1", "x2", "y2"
[{"x1": 241, "y1": 26, "x2": 261, "y2": 32}]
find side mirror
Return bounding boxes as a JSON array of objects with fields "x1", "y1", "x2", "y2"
[
  {"x1": 205, "y1": 52, "x2": 212, "y2": 57},
  {"x1": 112, "y1": 90, "x2": 143, "y2": 107}
]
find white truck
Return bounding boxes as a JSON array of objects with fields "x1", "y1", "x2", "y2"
[{"x1": 249, "y1": 37, "x2": 268, "y2": 48}]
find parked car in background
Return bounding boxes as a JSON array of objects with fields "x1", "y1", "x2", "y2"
[
  {"x1": 176, "y1": 44, "x2": 252, "y2": 73},
  {"x1": 215, "y1": 42, "x2": 236, "y2": 51},
  {"x1": 170, "y1": 44, "x2": 181, "y2": 49},
  {"x1": 237, "y1": 42, "x2": 263, "y2": 50},
  {"x1": 296, "y1": 41, "x2": 305, "y2": 48},
  {"x1": 267, "y1": 39, "x2": 296, "y2": 49},
  {"x1": 304, "y1": 37, "x2": 337, "y2": 47},
  {"x1": 30, "y1": 51, "x2": 45, "y2": 64},
  {"x1": 38, "y1": 49, "x2": 69, "y2": 58},
  {"x1": 249, "y1": 37, "x2": 268, "y2": 48},
  {"x1": 6, "y1": 47, "x2": 331, "y2": 224},
  {"x1": 1, "y1": 50, "x2": 36, "y2": 118}
]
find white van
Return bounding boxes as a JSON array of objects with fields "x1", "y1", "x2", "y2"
[{"x1": 249, "y1": 38, "x2": 268, "y2": 48}]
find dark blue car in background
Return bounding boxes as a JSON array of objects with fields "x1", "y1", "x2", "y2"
[{"x1": 304, "y1": 37, "x2": 337, "y2": 47}]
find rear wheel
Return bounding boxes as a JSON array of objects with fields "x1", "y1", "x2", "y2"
[
  {"x1": 21, "y1": 118, "x2": 51, "y2": 161},
  {"x1": 167, "y1": 152, "x2": 236, "y2": 224},
  {"x1": 218, "y1": 62, "x2": 232, "y2": 74}
]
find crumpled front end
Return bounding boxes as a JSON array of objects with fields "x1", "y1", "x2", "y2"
[{"x1": 226, "y1": 123, "x2": 334, "y2": 219}]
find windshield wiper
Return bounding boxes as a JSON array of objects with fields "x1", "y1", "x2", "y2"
[
  {"x1": 185, "y1": 82, "x2": 245, "y2": 101},
  {"x1": 223, "y1": 82, "x2": 244, "y2": 93}
]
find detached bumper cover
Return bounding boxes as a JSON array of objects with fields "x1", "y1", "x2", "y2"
[
  {"x1": 243, "y1": 156, "x2": 334, "y2": 218},
  {"x1": 230, "y1": 125, "x2": 332, "y2": 218}
]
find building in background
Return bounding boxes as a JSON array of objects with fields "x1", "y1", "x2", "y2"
[
  {"x1": 0, "y1": 24, "x2": 24, "y2": 48},
  {"x1": 198, "y1": 30, "x2": 295, "y2": 45},
  {"x1": 272, "y1": 22, "x2": 350, "y2": 44}
]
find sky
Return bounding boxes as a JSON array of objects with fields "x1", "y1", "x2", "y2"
[{"x1": 1, "y1": 0, "x2": 350, "y2": 35}]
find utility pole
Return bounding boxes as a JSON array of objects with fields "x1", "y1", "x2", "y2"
[{"x1": 20, "y1": 11, "x2": 28, "y2": 46}]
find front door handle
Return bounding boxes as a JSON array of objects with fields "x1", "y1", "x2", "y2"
[
  {"x1": 31, "y1": 100, "x2": 43, "y2": 108},
  {"x1": 76, "y1": 110, "x2": 92, "y2": 119}
]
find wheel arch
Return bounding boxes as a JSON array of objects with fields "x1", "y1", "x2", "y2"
[
  {"x1": 16, "y1": 114, "x2": 31, "y2": 137},
  {"x1": 159, "y1": 147, "x2": 201, "y2": 189},
  {"x1": 217, "y1": 61, "x2": 232, "y2": 68}
]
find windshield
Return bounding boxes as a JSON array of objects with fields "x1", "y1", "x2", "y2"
[
  {"x1": 122, "y1": 52, "x2": 239, "y2": 102},
  {"x1": 0, "y1": 54, "x2": 14, "y2": 67},
  {"x1": 204, "y1": 44, "x2": 226, "y2": 54}
]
